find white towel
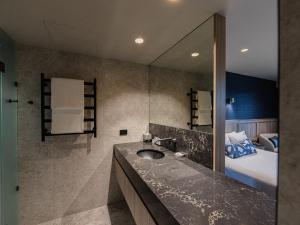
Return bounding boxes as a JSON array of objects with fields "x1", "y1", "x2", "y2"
[
  {"x1": 197, "y1": 110, "x2": 212, "y2": 125},
  {"x1": 51, "y1": 109, "x2": 84, "y2": 134},
  {"x1": 51, "y1": 78, "x2": 84, "y2": 134},
  {"x1": 197, "y1": 91, "x2": 212, "y2": 110},
  {"x1": 51, "y1": 78, "x2": 84, "y2": 110}
]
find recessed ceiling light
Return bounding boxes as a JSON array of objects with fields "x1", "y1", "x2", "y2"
[
  {"x1": 241, "y1": 48, "x2": 249, "y2": 53},
  {"x1": 134, "y1": 37, "x2": 144, "y2": 44},
  {"x1": 191, "y1": 52, "x2": 200, "y2": 57}
]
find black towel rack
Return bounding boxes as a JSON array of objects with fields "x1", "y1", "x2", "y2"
[
  {"x1": 187, "y1": 88, "x2": 214, "y2": 130},
  {"x1": 41, "y1": 73, "x2": 97, "y2": 141},
  {"x1": 187, "y1": 88, "x2": 199, "y2": 129}
]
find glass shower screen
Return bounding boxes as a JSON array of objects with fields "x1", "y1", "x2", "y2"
[{"x1": 0, "y1": 30, "x2": 18, "y2": 225}]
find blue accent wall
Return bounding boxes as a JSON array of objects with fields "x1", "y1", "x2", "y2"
[{"x1": 226, "y1": 72, "x2": 278, "y2": 120}]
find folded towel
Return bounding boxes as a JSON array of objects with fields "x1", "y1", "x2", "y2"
[
  {"x1": 51, "y1": 109, "x2": 84, "y2": 134},
  {"x1": 51, "y1": 78, "x2": 84, "y2": 110},
  {"x1": 51, "y1": 78, "x2": 84, "y2": 134},
  {"x1": 197, "y1": 110, "x2": 212, "y2": 125},
  {"x1": 197, "y1": 91, "x2": 212, "y2": 110}
]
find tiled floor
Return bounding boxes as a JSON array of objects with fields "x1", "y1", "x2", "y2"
[{"x1": 38, "y1": 201, "x2": 135, "y2": 225}]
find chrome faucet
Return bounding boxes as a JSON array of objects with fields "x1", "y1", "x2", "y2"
[{"x1": 153, "y1": 137, "x2": 177, "y2": 152}]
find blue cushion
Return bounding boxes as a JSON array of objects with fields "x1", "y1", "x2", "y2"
[
  {"x1": 269, "y1": 136, "x2": 279, "y2": 148},
  {"x1": 225, "y1": 139, "x2": 257, "y2": 159},
  {"x1": 240, "y1": 139, "x2": 257, "y2": 154}
]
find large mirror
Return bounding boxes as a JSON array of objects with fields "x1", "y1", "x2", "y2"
[
  {"x1": 149, "y1": 17, "x2": 214, "y2": 133},
  {"x1": 148, "y1": 16, "x2": 218, "y2": 169}
]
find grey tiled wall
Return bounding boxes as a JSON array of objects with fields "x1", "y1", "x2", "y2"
[{"x1": 17, "y1": 45, "x2": 149, "y2": 225}]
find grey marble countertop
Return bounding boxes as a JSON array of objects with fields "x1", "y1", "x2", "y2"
[{"x1": 114, "y1": 142, "x2": 276, "y2": 225}]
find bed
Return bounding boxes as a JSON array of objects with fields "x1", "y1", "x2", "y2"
[{"x1": 225, "y1": 148, "x2": 278, "y2": 197}]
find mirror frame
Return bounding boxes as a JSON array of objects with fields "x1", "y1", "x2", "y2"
[{"x1": 212, "y1": 14, "x2": 226, "y2": 172}]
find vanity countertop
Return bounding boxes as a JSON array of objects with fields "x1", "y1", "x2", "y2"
[{"x1": 113, "y1": 142, "x2": 276, "y2": 225}]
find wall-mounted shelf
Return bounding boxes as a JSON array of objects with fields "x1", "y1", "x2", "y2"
[{"x1": 41, "y1": 73, "x2": 97, "y2": 141}]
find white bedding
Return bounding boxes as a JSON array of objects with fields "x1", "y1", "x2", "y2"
[{"x1": 225, "y1": 148, "x2": 278, "y2": 187}]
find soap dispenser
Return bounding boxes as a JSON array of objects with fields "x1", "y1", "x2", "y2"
[{"x1": 143, "y1": 132, "x2": 152, "y2": 142}]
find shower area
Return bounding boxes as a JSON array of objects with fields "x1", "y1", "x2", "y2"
[{"x1": 0, "y1": 29, "x2": 18, "y2": 225}]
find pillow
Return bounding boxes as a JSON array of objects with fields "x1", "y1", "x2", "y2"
[
  {"x1": 240, "y1": 139, "x2": 257, "y2": 154},
  {"x1": 228, "y1": 131, "x2": 248, "y2": 144},
  {"x1": 225, "y1": 139, "x2": 257, "y2": 159},
  {"x1": 225, "y1": 144, "x2": 247, "y2": 159},
  {"x1": 225, "y1": 132, "x2": 235, "y2": 145},
  {"x1": 269, "y1": 136, "x2": 279, "y2": 148}
]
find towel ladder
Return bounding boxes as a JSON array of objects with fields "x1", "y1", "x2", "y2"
[
  {"x1": 187, "y1": 88, "x2": 214, "y2": 130},
  {"x1": 41, "y1": 73, "x2": 97, "y2": 141},
  {"x1": 187, "y1": 88, "x2": 199, "y2": 129}
]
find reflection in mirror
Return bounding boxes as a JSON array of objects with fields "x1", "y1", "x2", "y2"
[
  {"x1": 224, "y1": 0, "x2": 278, "y2": 202},
  {"x1": 149, "y1": 17, "x2": 214, "y2": 133}
]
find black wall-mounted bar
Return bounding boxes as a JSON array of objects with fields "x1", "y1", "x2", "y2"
[
  {"x1": 40, "y1": 73, "x2": 97, "y2": 141},
  {"x1": 187, "y1": 88, "x2": 198, "y2": 130},
  {"x1": 93, "y1": 78, "x2": 97, "y2": 137},
  {"x1": 187, "y1": 88, "x2": 214, "y2": 130},
  {"x1": 41, "y1": 73, "x2": 46, "y2": 141}
]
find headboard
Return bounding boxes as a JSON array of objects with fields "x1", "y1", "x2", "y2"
[{"x1": 225, "y1": 118, "x2": 278, "y2": 140}]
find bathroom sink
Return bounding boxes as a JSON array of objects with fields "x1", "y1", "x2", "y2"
[{"x1": 137, "y1": 149, "x2": 165, "y2": 160}]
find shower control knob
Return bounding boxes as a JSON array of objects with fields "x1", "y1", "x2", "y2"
[{"x1": 7, "y1": 99, "x2": 18, "y2": 103}]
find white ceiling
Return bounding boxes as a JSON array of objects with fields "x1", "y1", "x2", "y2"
[
  {"x1": 0, "y1": 0, "x2": 278, "y2": 80},
  {"x1": 0, "y1": 0, "x2": 224, "y2": 63},
  {"x1": 151, "y1": 17, "x2": 214, "y2": 75},
  {"x1": 224, "y1": 0, "x2": 278, "y2": 80}
]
